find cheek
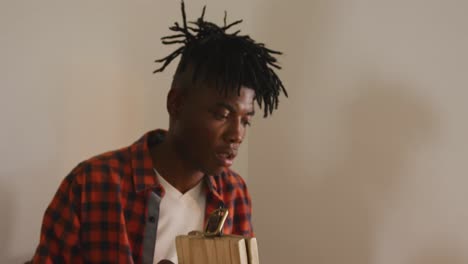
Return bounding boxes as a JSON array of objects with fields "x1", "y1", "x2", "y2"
[
  {"x1": 196, "y1": 119, "x2": 224, "y2": 144},
  {"x1": 181, "y1": 114, "x2": 224, "y2": 147}
]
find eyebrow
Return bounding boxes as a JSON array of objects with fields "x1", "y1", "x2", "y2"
[{"x1": 215, "y1": 102, "x2": 255, "y2": 116}]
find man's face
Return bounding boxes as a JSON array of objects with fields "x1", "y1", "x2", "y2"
[{"x1": 170, "y1": 84, "x2": 255, "y2": 175}]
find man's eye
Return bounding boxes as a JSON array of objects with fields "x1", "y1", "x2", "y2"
[
  {"x1": 242, "y1": 119, "x2": 252, "y2": 127},
  {"x1": 213, "y1": 112, "x2": 229, "y2": 120}
]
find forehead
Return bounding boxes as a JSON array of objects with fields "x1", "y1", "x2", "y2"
[{"x1": 188, "y1": 84, "x2": 255, "y2": 110}]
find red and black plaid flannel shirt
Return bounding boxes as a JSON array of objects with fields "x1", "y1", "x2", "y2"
[{"x1": 32, "y1": 129, "x2": 253, "y2": 263}]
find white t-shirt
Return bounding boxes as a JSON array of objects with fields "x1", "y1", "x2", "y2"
[{"x1": 153, "y1": 169, "x2": 206, "y2": 264}]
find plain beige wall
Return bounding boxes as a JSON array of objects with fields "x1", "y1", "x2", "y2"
[
  {"x1": 3, "y1": 0, "x2": 468, "y2": 263},
  {"x1": 0, "y1": 0, "x2": 251, "y2": 262},
  {"x1": 249, "y1": 0, "x2": 468, "y2": 263}
]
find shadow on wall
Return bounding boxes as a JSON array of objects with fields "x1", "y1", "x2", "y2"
[
  {"x1": 246, "y1": 0, "x2": 451, "y2": 263},
  {"x1": 0, "y1": 180, "x2": 14, "y2": 262},
  {"x1": 0, "y1": 179, "x2": 34, "y2": 263},
  {"x1": 248, "y1": 1, "x2": 340, "y2": 263},
  {"x1": 411, "y1": 240, "x2": 467, "y2": 264},
  {"x1": 254, "y1": 77, "x2": 440, "y2": 263},
  {"x1": 307, "y1": 80, "x2": 439, "y2": 264}
]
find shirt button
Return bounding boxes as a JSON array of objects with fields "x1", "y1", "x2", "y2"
[{"x1": 148, "y1": 216, "x2": 156, "y2": 223}]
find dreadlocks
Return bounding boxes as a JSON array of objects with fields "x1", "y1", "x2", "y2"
[{"x1": 154, "y1": 1, "x2": 287, "y2": 117}]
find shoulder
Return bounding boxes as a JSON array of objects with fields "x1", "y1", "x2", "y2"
[
  {"x1": 223, "y1": 168, "x2": 247, "y2": 183},
  {"x1": 215, "y1": 168, "x2": 250, "y2": 195},
  {"x1": 85, "y1": 146, "x2": 132, "y2": 169},
  {"x1": 64, "y1": 146, "x2": 132, "y2": 186}
]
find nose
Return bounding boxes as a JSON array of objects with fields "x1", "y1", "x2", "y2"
[{"x1": 224, "y1": 118, "x2": 244, "y2": 144}]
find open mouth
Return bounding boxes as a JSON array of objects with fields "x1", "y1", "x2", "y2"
[{"x1": 216, "y1": 151, "x2": 236, "y2": 167}]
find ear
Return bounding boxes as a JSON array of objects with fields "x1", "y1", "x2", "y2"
[{"x1": 167, "y1": 88, "x2": 184, "y2": 119}]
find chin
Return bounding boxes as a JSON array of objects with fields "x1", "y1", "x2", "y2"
[{"x1": 203, "y1": 166, "x2": 226, "y2": 176}]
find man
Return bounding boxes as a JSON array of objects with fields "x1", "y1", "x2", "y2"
[{"x1": 32, "y1": 1, "x2": 287, "y2": 263}]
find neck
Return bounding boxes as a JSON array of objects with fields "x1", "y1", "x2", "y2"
[{"x1": 150, "y1": 134, "x2": 204, "y2": 194}]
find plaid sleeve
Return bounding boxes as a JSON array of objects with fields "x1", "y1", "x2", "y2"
[
  {"x1": 236, "y1": 175, "x2": 254, "y2": 237},
  {"x1": 227, "y1": 171, "x2": 254, "y2": 237},
  {"x1": 32, "y1": 165, "x2": 83, "y2": 264}
]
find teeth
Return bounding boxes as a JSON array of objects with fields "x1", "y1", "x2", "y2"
[{"x1": 218, "y1": 153, "x2": 233, "y2": 159}]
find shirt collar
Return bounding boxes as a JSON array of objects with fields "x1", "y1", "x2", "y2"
[
  {"x1": 131, "y1": 129, "x2": 165, "y2": 194},
  {"x1": 205, "y1": 172, "x2": 226, "y2": 202}
]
